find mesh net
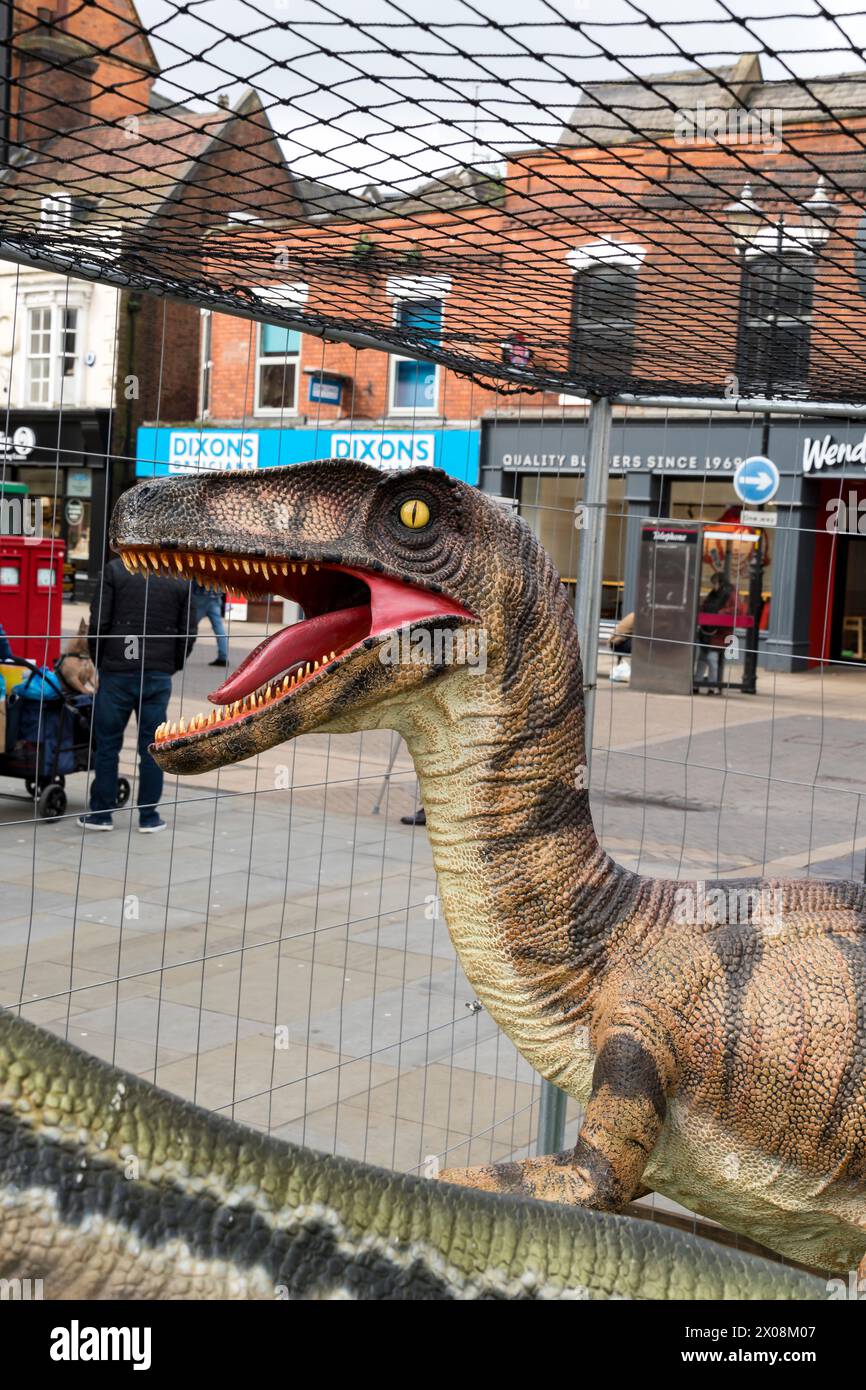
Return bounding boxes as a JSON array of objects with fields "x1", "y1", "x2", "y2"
[
  {"x1": 2, "y1": 1, "x2": 866, "y2": 399},
  {"x1": 2, "y1": 1, "x2": 866, "y2": 1267}
]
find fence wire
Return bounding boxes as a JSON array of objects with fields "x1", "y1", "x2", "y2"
[{"x1": 1, "y1": 0, "x2": 866, "y2": 1253}]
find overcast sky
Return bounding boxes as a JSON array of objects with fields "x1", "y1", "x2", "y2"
[{"x1": 137, "y1": 0, "x2": 866, "y2": 190}]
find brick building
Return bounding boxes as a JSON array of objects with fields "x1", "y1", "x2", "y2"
[
  {"x1": 148, "y1": 54, "x2": 866, "y2": 670},
  {"x1": 0, "y1": 0, "x2": 303, "y2": 597}
]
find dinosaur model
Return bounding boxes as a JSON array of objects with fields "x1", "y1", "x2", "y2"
[
  {"x1": 0, "y1": 1009, "x2": 827, "y2": 1299},
  {"x1": 104, "y1": 459, "x2": 864, "y2": 1278}
]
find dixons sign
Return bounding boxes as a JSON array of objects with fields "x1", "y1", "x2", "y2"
[
  {"x1": 137, "y1": 427, "x2": 479, "y2": 485},
  {"x1": 168, "y1": 432, "x2": 259, "y2": 471},
  {"x1": 802, "y1": 433, "x2": 866, "y2": 474},
  {"x1": 330, "y1": 432, "x2": 435, "y2": 468}
]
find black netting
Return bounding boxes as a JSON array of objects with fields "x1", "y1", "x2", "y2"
[{"x1": 3, "y1": 1, "x2": 866, "y2": 400}]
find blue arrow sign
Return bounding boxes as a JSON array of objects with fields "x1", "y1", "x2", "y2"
[{"x1": 734, "y1": 455, "x2": 780, "y2": 506}]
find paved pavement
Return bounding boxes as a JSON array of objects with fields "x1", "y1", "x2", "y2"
[{"x1": 1, "y1": 603, "x2": 865, "y2": 1194}]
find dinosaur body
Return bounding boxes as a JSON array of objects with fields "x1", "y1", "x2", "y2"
[
  {"x1": 0, "y1": 1011, "x2": 823, "y2": 1300},
  {"x1": 100, "y1": 459, "x2": 866, "y2": 1277}
]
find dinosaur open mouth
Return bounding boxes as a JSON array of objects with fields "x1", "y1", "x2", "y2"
[{"x1": 116, "y1": 546, "x2": 474, "y2": 751}]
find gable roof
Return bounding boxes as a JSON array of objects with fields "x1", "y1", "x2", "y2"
[{"x1": 0, "y1": 89, "x2": 302, "y2": 238}]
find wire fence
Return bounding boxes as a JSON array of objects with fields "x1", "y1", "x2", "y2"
[{"x1": 2, "y1": 0, "x2": 866, "y2": 1253}]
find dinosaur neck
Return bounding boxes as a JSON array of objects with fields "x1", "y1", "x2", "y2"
[{"x1": 390, "y1": 558, "x2": 643, "y2": 1085}]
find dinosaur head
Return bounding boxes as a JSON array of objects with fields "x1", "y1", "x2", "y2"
[{"x1": 111, "y1": 460, "x2": 522, "y2": 775}]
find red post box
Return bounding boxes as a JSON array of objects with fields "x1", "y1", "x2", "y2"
[{"x1": 0, "y1": 536, "x2": 66, "y2": 664}]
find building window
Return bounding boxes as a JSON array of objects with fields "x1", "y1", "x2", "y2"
[
  {"x1": 738, "y1": 253, "x2": 814, "y2": 394},
  {"x1": 25, "y1": 304, "x2": 80, "y2": 406},
  {"x1": 570, "y1": 264, "x2": 638, "y2": 382},
  {"x1": 389, "y1": 299, "x2": 442, "y2": 413},
  {"x1": 200, "y1": 310, "x2": 213, "y2": 418},
  {"x1": 39, "y1": 193, "x2": 92, "y2": 230},
  {"x1": 255, "y1": 322, "x2": 300, "y2": 414}
]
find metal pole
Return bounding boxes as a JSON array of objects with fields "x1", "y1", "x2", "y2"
[
  {"x1": 575, "y1": 395, "x2": 612, "y2": 774},
  {"x1": 535, "y1": 395, "x2": 611, "y2": 1158},
  {"x1": 535, "y1": 1079, "x2": 568, "y2": 1159},
  {"x1": 613, "y1": 393, "x2": 866, "y2": 418}
]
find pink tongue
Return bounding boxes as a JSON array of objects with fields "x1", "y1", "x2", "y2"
[
  {"x1": 209, "y1": 606, "x2": 370, "y2": 703},
  {"x1": 209, "y1": 569, "x2": 474, "y2": 706}
]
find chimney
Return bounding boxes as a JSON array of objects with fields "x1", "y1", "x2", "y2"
[{"x1": 12, "y1": 2, "x2": 96, "y2": 146}]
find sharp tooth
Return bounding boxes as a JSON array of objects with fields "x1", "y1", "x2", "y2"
[
  {"x1": 148, "y1": 551, "x2": 159, "y2": 569},
  {"x1": 187, "y1": 553, "x2": 195, "y2": 567},
  {"x1": 282, "y1": 675, "x2": 289, "y2": 690},
  {"x1": 314, "y1": 564, "x2": 320, "y2": 571},
  {"x1": 313, "y1": 661, "x2": 319, "y2": 672},
  {"x1": 251, "y1": 560, "x2": 260, "y2": 574},
  {"x1": 198, "y1": 554, "x2": 207, "y2": 569},
  {"x1": 281, "y1": 563, "x2": 288, "y2": 576},
  {"x1": 329, "y1": 651, "x2": 335, "y2": 661},
  {"x1": 160, "y1": 552, "x2": 170, "y2": 567},
  {"x1": 174, "y1": 555, "x2": 183, "y2": 572},
  {"x1": 170, "y1": 722, "x2": 177, "y2": 735},
  {"x1": 210, "y1": 556, "x2": 217, "y2": 572},
  {"x1": 242, "y1": 560, "x2": 250, "y2": 575},
  {"x1": 265, "y1": 684, "x2": 273, "y2": 701},
  {"x1": 291, "y1": 563, "x2": 296, "y2": 574},
  {"x1": 300, "y1": 563, "x2": 308, "y2": 575},
  {"x1": 261, "y1": 562, "x2": 270, "y2": 580},
  {"x1": 233, "y1": 560, "x2": 240, "y2": 571},
  {"x1": 178, "y1": 718, "x2": 186, "y2": 733},
  {"x1": 304, "y1": 663, "x2": 310, "y2": 677}
]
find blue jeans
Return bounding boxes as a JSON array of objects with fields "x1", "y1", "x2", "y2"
[
  {"x1": 90, "y1": 670, "x2": 173, "y2": 822},
  {"x1": 196, "y1": 593, "x2": 228, "y2": 660}
]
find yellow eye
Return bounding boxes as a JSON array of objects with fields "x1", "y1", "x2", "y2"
[{"x1": 399, "y1": 499, "x2": 430, "y2": 529}]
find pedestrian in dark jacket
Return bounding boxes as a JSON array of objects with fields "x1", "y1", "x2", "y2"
[{"x1": 79, "y1": 559, "x2": 195, "y2": 833}]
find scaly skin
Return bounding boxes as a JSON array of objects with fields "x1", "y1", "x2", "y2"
[
  {"x1": 0, "y1": 1010, "x2": 825, "y2": 1300},
  {"x1": 102, "y1": 459, "x2": 866, "y2": 1277}
]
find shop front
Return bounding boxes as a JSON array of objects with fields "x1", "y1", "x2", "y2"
[
  {"x1": 135, "y1": 423, "x2": 481, "y2": 485},
  {"x1": 776, "y1": 419, "x2": 866, "y2": 666},
  {"x1": 480, "y1": 413, "x2": 851, "y2": 672},
  {"x1": 1, "y1": 409, "x2": 112, "y2": 600}
]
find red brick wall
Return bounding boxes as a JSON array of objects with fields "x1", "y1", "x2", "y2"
[
  {"x1": 201, "y1": 117, "x2": 866, "y2": 420},
  {"x1": 11, "y1": 0, "x2": 156, "y2": 144}
]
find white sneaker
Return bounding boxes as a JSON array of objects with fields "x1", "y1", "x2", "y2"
[
  {"x1": 138, "y1": 819, "x2": 166, "y2": 834},
  {"x1": 77, "y1": 816, "x2": 113, "y2": 831},
  {"x1": 610, "y1": 660, "x2": 631, "y2": 683}
]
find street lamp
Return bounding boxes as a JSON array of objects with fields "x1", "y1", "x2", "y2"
[
  {"x1": 800, "y1": 175, "x2": 837, "y2": 243},
  {"x1": 724, "y1": 182, "x2": 763, "y2": 246}
]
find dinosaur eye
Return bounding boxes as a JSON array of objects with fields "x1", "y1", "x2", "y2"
[{"x1": 399, "y1": 499, "x2": 430, "y2": 529}]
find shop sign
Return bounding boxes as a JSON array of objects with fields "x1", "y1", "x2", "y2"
[
  {"x1": 308, "y1": 375, "x2": 343, "y2": 406},
  {"x1": 802, "y1": 432, "x2": 866, "y2": 474},
  {"x1": 138, "y1": 426, "x2": 479, "y2": 485},
  {"x1": 167, "y1": 431, "x2": 259, "y2": 472},
  {"x1": 330, "y1": 432, "x2": 435, "y2": 469},
  {"x1": 0, "y1": 427, "x2": 36, "y2": 461},
  {"x1": 67, "y1": 470, "x2": 92, "y2": 498},
  {"x1": 65, "y1": 499, "x2": 85, "y2": 525},
  {"x1": 500, "y1": 452, "x2": 745, "y2": 473}
]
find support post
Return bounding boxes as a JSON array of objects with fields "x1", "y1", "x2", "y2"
[
  {"x1": 575, "y1": 396, "x2": 612, "y2": 774},
  {"x1": 536, "y1": 396, "x2": 612, "y2": 1157}
]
